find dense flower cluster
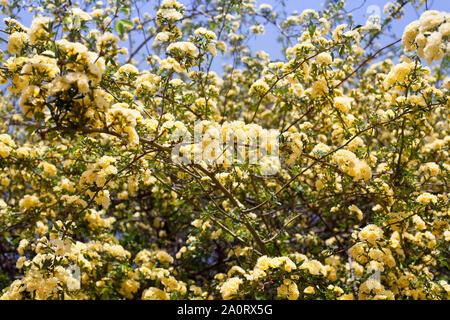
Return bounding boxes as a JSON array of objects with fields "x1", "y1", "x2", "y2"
[
  {"x1": 402, "y1": 10, "x2": 449, "y2": 64},
  {"x1": 0, "y1": 0, "x2": 448, "y2": 300}
]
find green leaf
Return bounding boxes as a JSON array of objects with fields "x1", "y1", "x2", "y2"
[
  {"x1": 309, "y1": 25, "x2": 316, "y2": 37},
  {"x1": 120, "y1": 19, "x2": 133, "y2": 28},
  {"x1": 119, "y1": 5, "x2": 130, "y2": 15},
  {"x1": 116, "y1": 21, "x2": 125, "y2": 38}
]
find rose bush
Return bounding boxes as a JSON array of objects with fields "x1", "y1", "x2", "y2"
[{"x1": 0, "y1": 0, "x2": 448, "y2": 300}]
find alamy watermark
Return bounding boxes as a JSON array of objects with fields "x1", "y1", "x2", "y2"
[
  {"x1": 365, "y1": 5, "x2": 381, "y2": 30},
  {"x1": 170, "y1": 121, "x2": 281, "y2": 176}
]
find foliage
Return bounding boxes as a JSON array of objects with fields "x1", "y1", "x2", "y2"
[{"x1": 0, "y1": 0, "x2": 448, "y2": 300}]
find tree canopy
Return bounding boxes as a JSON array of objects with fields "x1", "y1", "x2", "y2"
[{"x1": 0, "y1": 0, "x2": 448, "y2": 300}]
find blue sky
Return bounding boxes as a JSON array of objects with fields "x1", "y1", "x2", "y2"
[
  {"x1": 1, "y1": 0, "x2": 448, "y2": 72},
  {"x1": 208, "y1": 0, "x2": 449, "y2": 72},
  {"x1": 236, "y1": 0, "x2": 449, "y2": 61}
]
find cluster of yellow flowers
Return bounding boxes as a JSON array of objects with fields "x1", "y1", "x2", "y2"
[
  {"x1": 0, "y1": 0, "x2": 448, "y2": 301},
  {"x1": 156, "y1": 0, "x2": 185, "y2": 24},
  {"x1": 402, "y1": 10, "x2": 449, "y2": 64},
  {"x1": 217, "y1": 253, "x2": 355, "y2": 300},
  {"x1": 332, "y1": 149, "x2": 372, "y2": 181},
  {"x1": 0, "y1": 133, "x2": 15, "y2": 158},
  {"x1": 1, "y1": 236, "x2": 137, "y2": 299}
]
